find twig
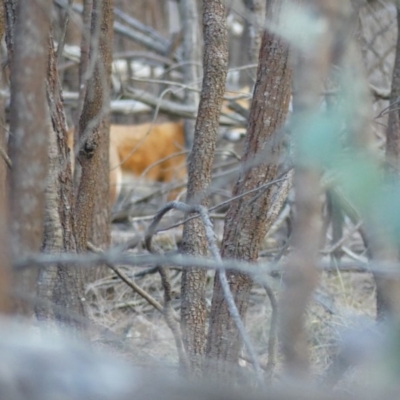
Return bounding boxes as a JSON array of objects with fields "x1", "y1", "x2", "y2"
[
  {"x1": 56, "y1": 0, "x2": 73, "y2": 68},
  {"x1": 157, "y1": 171, "x2": 292, "y2": 234},
  {"x1": 86, "y1": 242, "x2": 173, "y2": 320},
  {"x1": 15, "y1": 245, "x2": 385, "y2": 279},
  {"x1": 133, "y1": 266, "x2": 160, "y2": 278},
  {"x1": 321, "y1": 221, "x2": 363, "y2": 255},
  {"x1": 0, "y1": 145, "x2": 12, "y2": 169},
  {"x1": 113, "y1": 7, "x2": 169, "y2": 48},
  {"x1": 263, "y1": 283, "x2": 278, "y2": 381},
  {"x1": 126, "y1": 88, "x2": 246, "y2": 126},
  {"x1": 369, "y1": 82, "x2": 390, "y2": 100}
]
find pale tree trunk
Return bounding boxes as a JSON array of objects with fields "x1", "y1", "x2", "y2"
[
  {"x1": 178, "y1": 0, "x2": 201, "y2": 150},
  {"x1": 240, "y1": 0, "x2": 265, "y2": 87},
  {"x1": 7, "y1": 0, "x2": 52, "y2": 315},
  {"x1": 36, "y1": 34, "x2": 86, "y2": 327},
  {"x1": 180, "y1": 0, "x2": 228, "y2": 376},
  {"x1": 0, "y1": 2, "x2": 11, "y2": 314},
  {"x1": 75, "y1": 0, "x2": 113, "y2": 266},
  {"x1": 206, "y1": 0, "x2": 292, "y2": 373}
]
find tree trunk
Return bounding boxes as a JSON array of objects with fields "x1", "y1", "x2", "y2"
[
  {"x1": 36, "y1": 33, "x2": 86, "y2": 327},
  {"x1": 206, "y1": 0, "x2": 292, "y2": 373},
  {"x1": 0, "y1": 1, "x2": 11, "y2": 314},
  {"x1": 178, "y1": 0, "x2": 201, "y2": 150},
  {"x1": 4, "y1": 0, "x2": 16, "y2": 60},
  {"x1": 7, "y1": 0, "x2": 52, "y2": 315},
  {"x1": 180, "y1": 0, "x2": 228, "y2": 376},
  {"x1": 75, "y1": 0, "x2": 113, "y2": 266}
]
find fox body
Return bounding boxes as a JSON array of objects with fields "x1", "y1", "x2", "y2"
[
  {"x1": 67, "y1": 88, "x2": 251, "y2": 205},
  {"x1": 68, "y1": 121, "x2": 186, "y2": 205}
]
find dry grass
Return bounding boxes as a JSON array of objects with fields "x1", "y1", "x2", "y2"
[{"x1": 85, "y1": 207, "x2": 379, "y2": 385}]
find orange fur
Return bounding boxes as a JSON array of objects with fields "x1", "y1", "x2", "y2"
[
  {"x1": 67, "y1": 121, "x2": 186, "y2": 205},
  {"x1": 110, "y1": 121, "x2": 186, "y2": 183},
  {"x1": 67, "y1": 87, "x2": 251, "y2": 205}
]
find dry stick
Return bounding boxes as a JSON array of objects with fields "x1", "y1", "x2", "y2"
[
  {"x1": 157, "y1": 172, "x2": 292, "y2": 234},
  {"x1": 144, "y1": 208, "x2": 189, "y2": 371},
  {"x1": 263, "y1": 283, "x2": 278, "y2": 381},
  {"x1": 86, "y1": 242, "x2": 175, "y2": 320},
  {"x1": 321, "y1": 221, "x2": 363, "y2": 255},
  {"x1": 145, "y1": 201, "x2": 263, "y2": 383},
  {"x1": 0, "y1": 145, "x2": 11, "y2": 169},
  {"x1": 56, "y1": 0, "x2": 73, "y2": 66}
]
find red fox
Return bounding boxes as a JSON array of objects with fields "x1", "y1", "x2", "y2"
[
  {"x1": 67, "y1": 120, "x2": 186, "y2": 205},
  {"x1": 67, "y1": 88, "x2": 251, "y2": 205}
]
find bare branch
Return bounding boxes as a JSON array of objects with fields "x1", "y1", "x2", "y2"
[{"x1": 87, "y1": 241, "x2": 166, "y2": 316}]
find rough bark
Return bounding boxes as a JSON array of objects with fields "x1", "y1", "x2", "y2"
[
  {"x1": 4, "y1": 0, "x2": 16, "y2": 60},
  {"x1": 75, "y1": 0, "x2": 113, "y2": 262},
  {"x1": 36, "y1": 34, "x2": 86, "y2": 326},
  {"x1": 7, "y1": 0, "x2": 51, "y2": 314},
  {"x1": 0, "y1": 1, "x2": 11, "y2": 314},
  {"x1": 206, "y1": 0, "x2": 292, "y2": 372},
  {"x1": 180, "y1": 0, "x2": 228, "y2": 376},
  {"x1": 72, "y1": 0, "x2": 92, "y2": 198},
  {"x1": 178, "y1": 0, "x2": 201, "y2": 150}
]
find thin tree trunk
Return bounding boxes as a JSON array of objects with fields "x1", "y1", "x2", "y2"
[
  {"x1": 178, "y1": 0, "x2": 201, "y2": 150},
  {"x1": 180, "y1": 0, "x2": 228, "y2": 376},
  {"x1": 240, "y1": 0, "x2": 265, "y2": 87},
  {"x1": 75, "y1": 0, "x2": 113, "y2": 264},
  {"x1": 7, "y1": 0, "x2": 52, "y2": 315},
  {"x1": 72, "y1": 0, "x2": 92, "y2": 199},
  {"x1": 0, "y1": 1, "x2": 11, "y2": 314},
  {"x1": 206, "y1": 0, "x2": 292, "y2": 373}
]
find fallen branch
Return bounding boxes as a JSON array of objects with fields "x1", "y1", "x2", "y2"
[{"x1": 86, "y1": 242, "x2": 172, "y2": 320}]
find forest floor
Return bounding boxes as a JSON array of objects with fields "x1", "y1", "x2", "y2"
[{"x1": 86, "y1": 208, "x2": 377, "y2": 385}]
